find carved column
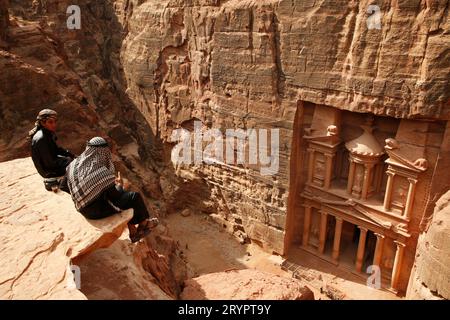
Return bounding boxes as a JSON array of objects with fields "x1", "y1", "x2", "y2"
[
  {"x1": 307, "y1": 149, "x2": 315, "y2": 184},
  {"x1": 318, "y1": 212, "x2": 328, "y2": 254},
  {"x1": 347, "y1": 159, "x2": 356, "y2": 194},
  {"x1": 361, "y1": 164, "x2": 374, "y2": 200},
  {"x1": 324, "y1": 153, "x2": 333, "y2": 189},
  {"x1": 332, "y1": 217, "x2": 343, "y2": 262},
  {"x1": 404, "y1": 178, "x2": 417, "y2": 220},
  {"x1": 383, "y1": 171, "x2": 395, "y2": 211},
  {"x1": 372, "y1": 233, "x2": 385, "y2": 268},
  {"x1": 391, "y1": 241, "x2": 406, "y2": 292},
  {"x1": 302, "y1": 206, "x2": 312, "y2": 247},
  {"x1": 355, "y1": 227, "x2": 368, "y2": 272}
]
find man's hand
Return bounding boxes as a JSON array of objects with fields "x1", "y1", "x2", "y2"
[
  {"x1": 115, "y1": 171, "x2": 123, "y2": 186},
  {"x1": 122, "y1": 178, "x2": 131, "y2": 191}
]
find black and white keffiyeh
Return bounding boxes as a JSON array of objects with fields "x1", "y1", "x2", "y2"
[{"x1": 66, "y1": 137, "x2": 116, "y2": 210}]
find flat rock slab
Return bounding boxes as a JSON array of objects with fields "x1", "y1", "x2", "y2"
[
  {"x1": 0, "y1": 157, "x2": 133, "y2": 299},
  {"x1": 181, "y1": 269, "x2": 315, "y2": 300}
]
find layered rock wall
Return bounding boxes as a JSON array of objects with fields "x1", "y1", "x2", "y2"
[
  {"x1": 118, "y1": 0, "x2": 450, "y2": 254},
  {"x1": 1, "y1": 0, "x2": 449, "y2": 294}
]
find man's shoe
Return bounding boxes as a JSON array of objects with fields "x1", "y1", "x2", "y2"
[{"x1": 147, "y1": 217, "x2": 159, "y2": 229}]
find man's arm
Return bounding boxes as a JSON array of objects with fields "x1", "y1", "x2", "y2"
[
  {"x1": 59, "y1": 174, "x2": 70, "y2": 194},
  {"x1": 56, "y1": 144, "x2": 75, "y2": 158}
]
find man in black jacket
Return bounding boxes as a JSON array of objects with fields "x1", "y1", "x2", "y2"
[{"x1": 29, "y1": 109, "x2": 75, "y2": 190}]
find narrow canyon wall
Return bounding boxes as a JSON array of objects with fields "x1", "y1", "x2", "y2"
[
  {"x1": 0, "y1": 0, "x2": 171, "y2": 216},
  {"x1": 0, "y1": 0, "x2": 188, "y2": 299},
  {"x1": 1, "y1": 0, "x2": 449, "y2": 296},
  {"x1": 118, "y1": 0, "x2": 450, "y2": 254},
  {"x1": 2, "y1": 0, "x2": 448, "y2": 255}
]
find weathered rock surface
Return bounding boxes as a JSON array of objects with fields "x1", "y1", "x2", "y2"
[
  {"x1": 3, "y1": 0, "x2": 449, "y2": 256},
  {"x1": 0, "y1": 15, "x2": 103, "y2": 161},
  {"x1": 0, "y1": 157, "x2": 170, "y2": 299},
  {"x1": 77, "y1": 237, "x2": 172, "y2": 300},
  {"x1": 1, "y1": 0, "x2": 449, "y2": 298},
  {"x1": 181, "y1": 269, "x2": 314, "y2": 300},
  {"x1": 406, "y1": 191, "x2": 450, "y2": 300},
  {"x1": 0, "y1": 0, "x2": 165, "y2": 221},
  {"x1": 115, "y1": 0, "x2": 450, "y2": 255},
  {"x1": 0, "y1": 0, "x2": 8, "y2": 41},
  {"x1": 135, "y1": 224, "x2": 189, "y2": 298}
]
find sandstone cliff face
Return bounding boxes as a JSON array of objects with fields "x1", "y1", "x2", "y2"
[
  {"x1": 1, "y1": 0, "x2": 449, "y2": 298},
  {"x1": 2, "y1": 0, "x2": 449, "y2": 253},
  {"x1": 406, "y1": 190, "x2": 450, "y2": 300},
  {"x1": 0, "y1": 0, "x2": 169, "y2": 218},
  {"x1": 118, "y1": 0, "x2": 450, "y2": 254}
]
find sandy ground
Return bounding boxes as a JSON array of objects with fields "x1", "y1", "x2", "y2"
[
  {"x1": 285, "y1": 248, "x2": 401, "y2": 300},
  {"x1": 166, "y1": 211, "x2": 401, "y2": 300},
  {"x1": 166, "y1": 211, "x2": 326, "y2": 299},
  {"x1": 166, "y1": 212, "x2": 287, "y2": 277}
]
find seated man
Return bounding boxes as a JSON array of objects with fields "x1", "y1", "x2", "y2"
[
  {"x1": 60, "y1": 137, "x2": 159, "y2": 243},
  {"x1": 29, "y1": 109, "x2": 75, "y2": 191}
]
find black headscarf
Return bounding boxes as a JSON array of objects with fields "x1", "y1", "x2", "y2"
[{"x1": 28, "y1": 109, "x2": 58, "y2": 138}]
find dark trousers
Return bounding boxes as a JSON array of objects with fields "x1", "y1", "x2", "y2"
[{"x1": 80, "y1": 185, "x2": 150, "y2": 225}]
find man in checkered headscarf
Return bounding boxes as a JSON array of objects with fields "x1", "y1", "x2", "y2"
[
  {"x1": 66, "y1": 137, "x2": 116, "y2": 210},
  {"x1": 62, "y1": 137, "x2": 159, "y2": 243}
]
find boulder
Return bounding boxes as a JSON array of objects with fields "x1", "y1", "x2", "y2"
[{"x1": 181, "y1": 269, "x2": 315, "y2": 300}]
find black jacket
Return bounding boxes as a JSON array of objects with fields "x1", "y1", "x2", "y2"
[{"x1": 31, "y1": 128, "x2": 74, "y2": 178}]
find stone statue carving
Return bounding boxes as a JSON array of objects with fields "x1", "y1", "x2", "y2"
[
  {"x1": 413, "y1": 158, "x2": 428, "y2": 170},
  {"x1": 385, "y1": 138, "x2": 399, "y2": 150},
  {"x1": 327, "y1": 125, "x2": 338, "y2": 137}
]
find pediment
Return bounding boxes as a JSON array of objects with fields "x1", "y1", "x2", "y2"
[
  {"x1": 385, "y1": 150, "x2": 427, "y2": 173},
  {"x1": 310, "y1": 196, "x2": 392, "y2": 230},
  {"x1": 304, "y1": 134, "x2": 341, "y2": 147}
]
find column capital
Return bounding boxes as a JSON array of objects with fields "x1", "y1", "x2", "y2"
[
  {"x1": 374, "y1": 233, "x2": 385, "y2": 239},
  {"x1": 335, "y1": 216, "x2": 343, "y2": 222},
  {"x1": 407, "y1": 177, "x2": 418, "y2": 185},
  {"x1": 394, "y1": 240, "x2": 406, "y2": 248},
  {"x1": 357, "y1": 226, "x2": 368, "y2": 233},
  {"x1": 386, "y1": 170, "x2": 395, "y2": 177}
]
